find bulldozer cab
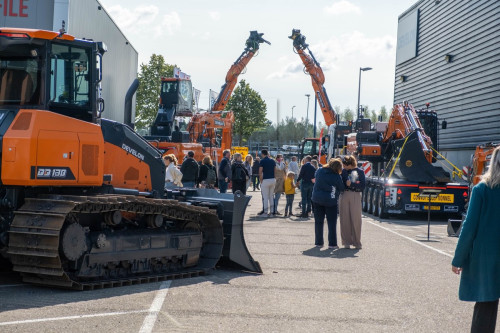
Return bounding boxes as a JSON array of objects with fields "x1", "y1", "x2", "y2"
[
  {"x1": 0, "y1": 30, "x2": 102, "y2": 123},
  {"x1": 159, "y1": 78, "x2": 193, "y2": 117}
]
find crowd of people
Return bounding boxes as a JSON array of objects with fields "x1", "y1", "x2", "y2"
[{"x1": 162, "y1": 149, "x2": 366, "y2": 250}]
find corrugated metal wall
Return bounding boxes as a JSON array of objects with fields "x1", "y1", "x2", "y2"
[
  {"x1": 68, "y1": 0, "x2": 138, "y2": 124},
  {"x1": 394, "y1": 0, "x2": 500, "y2": 152}
]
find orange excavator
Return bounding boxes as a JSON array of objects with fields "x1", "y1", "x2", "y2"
[
  {"x1": 289, "y1": 29, "x2": 350, "y2": 163},
  {"x1": 0, "y1": 28, "x2": 261, "y2": 289},
  {"x1": 469, "y1": 142, "x2": 499, "y2": 186},
  {"x1": 147, "y1": 31, "x2": 269, "y2": 163}
]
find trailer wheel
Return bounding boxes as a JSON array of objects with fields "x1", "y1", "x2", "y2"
[
  {"x1": 372, "y1": 189, "x2": 380, "y2": 217},
  {"x1": 378, "y1": 194, "x2": 388, "y2": 218},
  {"x1": 362, "y1": 187, "x2": 368, "y2": 212}
]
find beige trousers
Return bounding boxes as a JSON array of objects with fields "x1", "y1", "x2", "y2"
[{"x1": 339, "y1": 191, "x2": 363, "y2": 248}]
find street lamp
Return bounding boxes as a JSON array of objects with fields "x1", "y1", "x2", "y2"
[
  {"x1": 357, "y1": 67, "x2": 372, "y2": 120},
  {"x1": 305, "y1": 94, "x2": 310, "y2": 138},
  {"x1": 291, "y1": 105, "x2": 296, "y2": 120}
]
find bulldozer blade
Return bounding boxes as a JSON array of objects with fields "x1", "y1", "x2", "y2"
[
  {"x1": 182, "y1": 189, "x2": 262, "y2": 273},
  {"x1": 393, "y1": 131, "x2": 450, "y2": 184}
]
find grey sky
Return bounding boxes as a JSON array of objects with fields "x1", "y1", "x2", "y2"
[{"x1": 99, "y1": 0, "x2": 417, "y2": 125}]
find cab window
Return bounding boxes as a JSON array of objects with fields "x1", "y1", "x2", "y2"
[{"x1": 50, "y1": 44, "x2": 90, "y2": 108}]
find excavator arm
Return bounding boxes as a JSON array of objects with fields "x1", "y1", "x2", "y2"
[
  {"x1": 383, "y1": 102, "x2": 434, "y2": 162},
  {"x1": 289, "y1": 29, "x2": 336, "y2": 126},
  {"x1": 212, "y1": 31, "x2": 270, "y2": 111}
]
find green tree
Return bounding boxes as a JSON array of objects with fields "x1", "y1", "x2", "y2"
[
  {"x1": 379, "y1": 105, "x2": 388, "y2": 121},
  {"x1": 342, "y1": 107, "x2": 354, "y2": 121},
  {"x1": 226, "y1": 80, "x2": 267, "y2": 145},
  {"x1": 135, "y1": 54, "x2": 175, "y2": 130}
]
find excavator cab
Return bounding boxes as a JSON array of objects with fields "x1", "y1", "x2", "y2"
[
  {"x1": 159, "y1": 78, "x2": 193, "y2": 117},
  {"x1": 150, "y1": 77, "x2": 194, "y2": 138}
]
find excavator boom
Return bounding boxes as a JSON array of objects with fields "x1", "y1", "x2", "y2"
[
  {"x1": 289, "y1": 29, "x2": 336, "y2": 126},
  {"x1": 212, "y1": 31, "x2": 270, "y2": 111}
]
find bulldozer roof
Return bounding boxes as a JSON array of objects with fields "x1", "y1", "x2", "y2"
[{"x1": 0, "y1": 27, "x2": 75, "y2": 41}]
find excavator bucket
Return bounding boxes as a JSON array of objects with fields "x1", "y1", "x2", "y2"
[
  {"x1": 392, "y1": 131, "x2": 450, "y2": 183},
  {"x1": 179, "y1": 189, "x2": 262, "y2": 273}
]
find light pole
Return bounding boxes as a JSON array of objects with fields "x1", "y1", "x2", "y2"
[
  {"x1": 291, "y1": 105, "x2": 296, "y2": 120},
  {"x1": 305, "y1": 94, "x2": 310, "y2": 138},
  {"x1": 357, "y1": 67, "x2": 372, "y2": 120}
]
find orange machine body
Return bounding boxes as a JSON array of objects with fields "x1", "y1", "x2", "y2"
[
  {"x1": 382, "y1": 103, "x2": 434, "y2": 163},
  {"x1": 2, "y1": 109, "x2": 154, "y2": 192},
  {"x1": 471, "y1": 143, "x2": 499, "y2": 185},
  {"x1": 2, "y1": 109, "x2": 104, "y2": 186}
]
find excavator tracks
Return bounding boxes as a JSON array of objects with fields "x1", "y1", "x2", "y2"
[{"x1": 7, "y1": 194, "x2": 224, "y2": 290}]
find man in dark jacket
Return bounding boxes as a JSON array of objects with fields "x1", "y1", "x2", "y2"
[
  {"x1": 251, "y1": 157, "x2": 261, "y2": 191},
  {"x1": 218, "y1": 149, "x2": 231, "y2": 193},
  {"x1": 297, "y1": 155, "x2": 316, "y2": 218},
  {"x1": 180, "y1": 151, "x2": 199, "y2": 187}
]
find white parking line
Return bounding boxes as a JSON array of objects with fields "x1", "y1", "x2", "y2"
[
  {"x1": 0, "y1": 310, "x2": 148, "y2": 326},
  {"x1": 366, "y1": 220, "x2": 453, "y2": 258},
  {"x1": 139, "y1": 280, "x2": 172, "y2": 333}
]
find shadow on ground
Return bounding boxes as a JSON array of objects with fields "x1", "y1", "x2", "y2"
[
  {"x1": 302, "y1": 247, "x2": 360, "y2": 259},
  {"x1": 0, "y1": 268, "x2": 255, "y2": 313}
]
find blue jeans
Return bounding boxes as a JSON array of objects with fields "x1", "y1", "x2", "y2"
[
  {"x1": 218, "y1": 180, "x2": 228, "y2": 193},
  {"x1": 273, "y1": 192, "x2": 282, "y2": 213},
  {"x1": 314, "y1": 204, "x2": 338, "y2": 247},
  {"x1": 285, "y1": 194, "x2": 294, "y2": 214},
  {"x1": 301, "y1": 182, "x2": 313, "y2": 215},
  {"x1": 183, "y1": 181, "x2": 195, "y2": 188}
]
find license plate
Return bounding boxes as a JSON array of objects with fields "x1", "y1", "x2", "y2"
[
  {"x1": 444, "y1": 205, "x2": 459, "y2": 212},
  {"x1": 405, "y1": 204, "x2": 420, "y2": 211},
  {"x1": 411, "y1": 193, "x2": 454, "y2": 203},
  {"x1": 423, "y1": 205, "x2": 441, "y2": 211}
]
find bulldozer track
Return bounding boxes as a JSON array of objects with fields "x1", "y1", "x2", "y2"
[{"x1": 7, "y1": 194, "x2": 223, "y2": 290}]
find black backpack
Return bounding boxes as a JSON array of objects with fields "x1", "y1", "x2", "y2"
[
  {"x1": 206, "y1": 166, "x2": 216, "y2": 185},
  {"x1": 232, "y1": 164, "x2": 245, "y2": 181}
]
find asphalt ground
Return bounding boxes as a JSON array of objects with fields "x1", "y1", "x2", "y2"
[{"x1": 0, "y1": 190, "x2": 496, "y2": 333}]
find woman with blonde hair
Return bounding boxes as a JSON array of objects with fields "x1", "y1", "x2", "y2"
[
  {"x1": 339, "y1": 155, "x2": 365, "y2": 249},
  {"x1": 163, "y1": 154, "x2": 182, "y2": 189},
  {"x1": 452, "y1": 146, "x2": 500, "y2": 333},
  {"x1": 244, "y1": 154, "x2": 254, "y2": 191},
  {"x1": 198, "y1": 155, "x2": 217, "y2": 188}
]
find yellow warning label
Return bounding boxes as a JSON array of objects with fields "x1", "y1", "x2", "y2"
[
  {"x1": 411, "y1": 193, "x2": 454, "y2": 203},
  {"x1": 423, "y1": 205, "x2": 441, "y2": 211}
]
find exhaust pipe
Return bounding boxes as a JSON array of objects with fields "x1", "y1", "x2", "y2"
[{"x1": 124, "y1": 79, "x2": 139, "y2": 128}]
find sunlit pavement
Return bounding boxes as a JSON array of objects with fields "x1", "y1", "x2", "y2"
[{"x1": 0, "y1": 190, "x2": 491, "y2": 333}]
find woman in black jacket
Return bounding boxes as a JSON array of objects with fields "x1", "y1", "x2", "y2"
[
  {"x1": 198, "y1": 155, "x2": 217, "y2": 188},
  {"x1": 231, "y1": 153, "x2": 249, "y2": 194},
  {"x1": 311, "y1": 158, "x2": 344, "y2": 249}
]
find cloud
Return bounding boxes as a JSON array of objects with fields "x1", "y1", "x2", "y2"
[
  {"x1": 267, "y1": 31, "x2": 395, "y2": 80},
  {"x1": 209, "y1": 11, "x2": 221, "y2": 21},
  {"x1": 162, "y1": 11, "x2": 181, "y2": 35},
  {"x1": 107, "y1": 5, "x2": 180, "y2": 37},
  {"x1": 107, "y1": 5, "x2": 158, "y2": 30},
  {"x1": 324, "y1": 0, "x2": 361, "y2": 16}
]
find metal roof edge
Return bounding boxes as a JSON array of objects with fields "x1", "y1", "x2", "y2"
[
  {"x1": 398, "y1": 0, "x2": 425, "y2": 20},
  {"x1": 94, "y1": 0, "x2": 138, "y2": 56}
]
